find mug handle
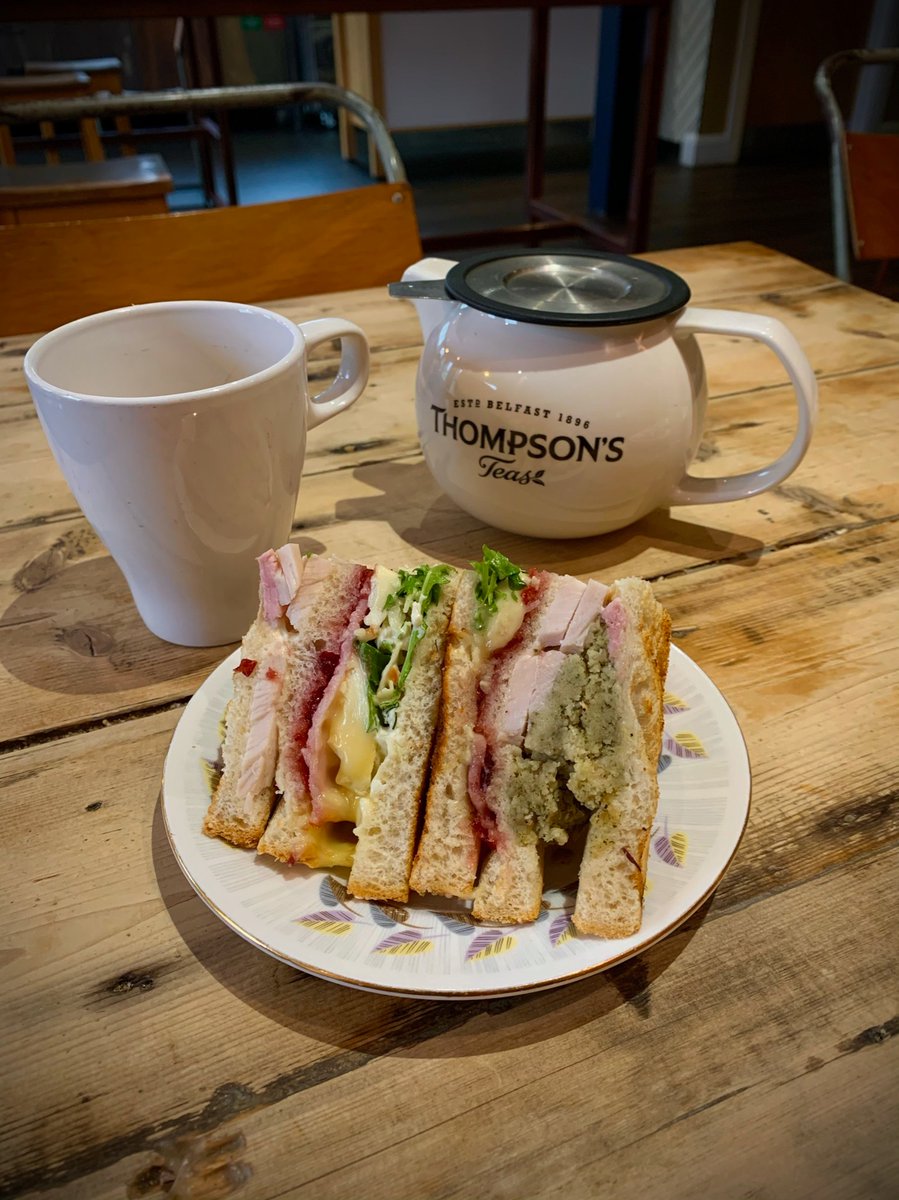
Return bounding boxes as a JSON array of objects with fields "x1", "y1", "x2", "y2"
[
  {"x1": 297, "y1": 317, "x2": 370, "y2": 429},
  {"x1": 669, "y1": 307, "x2": 818, "y2": 505}
]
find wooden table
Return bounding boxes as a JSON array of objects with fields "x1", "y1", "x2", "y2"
[{"x1": 1, "y1": 242, "x2": 896, "y2": 1200}]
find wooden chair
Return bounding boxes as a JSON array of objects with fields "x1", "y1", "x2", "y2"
[
  {"x1": 25, "y1": 58, "x2": 134, "y2": 157},
  {"x1": 0, "y1": 73, "x2": 102, "y2": 166},
  {"x1": 24, "y1": 49, "x2": 225, "y2": 206},
  {"x1": 815, "y1": 48, "x2": 899, "y2": 287},
  {"x1": 0, "y1": 72, "x2": 173, "y2": 230},
  {"x1": 0, "y1": 181, "x2": 421, "y2": 334},
  {"x1": 0, "y1": 157, "x2": 172, "y2": 225}
]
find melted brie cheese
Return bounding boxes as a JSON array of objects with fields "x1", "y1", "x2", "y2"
[
  {"x1": 472, "y1": 591, "x2": 525, "y2": 669},
  {"x1": 300, "y1": 821, "x2": 357, "y2": 869},
  {"x1": 485, "y1": 591, "x2": 525, "y2": 654},
  {"x1": 317, "y1": 655, "x2": 380, "y2": 824}
]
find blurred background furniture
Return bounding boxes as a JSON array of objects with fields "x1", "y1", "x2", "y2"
[
  {"x1": 0, "y1": 82, "x2": 418, "y2": 333},
  {"x1": 0, "y1": 156, "x2": 172, "y2": 225},
  {"x1": 0, "y1": 72, "x2": 101, "y2": 164},
  {"x1": 25, "y1": 56, "x2": 135, "y2": 156},
  {"x1": 816, "y1": 46, "x2": 899, "y2": 286},
  {"x1": 0, "y1": 2, "x2": 894, "y2": 275},
  {"x1": 8, "y1": 37, "x2": 234, "y2": 208},
  {"x1": 172, "y1": 18, "x2": 237, "y2": 207},
  {"x1": 331, "y1": 2, "x2": 671, "y2": 253},
  {"x1": 0, "y1": 69, "x2": 172, "y2": 225},
  {"x1": 0, "y1": 1, "x2": 672, "y2": 255}
]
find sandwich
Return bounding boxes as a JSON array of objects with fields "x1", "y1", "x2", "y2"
[
  {"x1": 410, "y1": 548, "x2": 670, "y2": 937},
  {"x1": 204, "y1": 544, "x2": 670, "y2": 938},
  {"x1": 203, "y1": 545, "x2": 458, "y2": 901}
]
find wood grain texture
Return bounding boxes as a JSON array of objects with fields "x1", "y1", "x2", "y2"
[
  {"x1": 1, "y1": 243, "x2": 897, "y2": 1200},
  {"x1": 1, "y1": 268, "x2": 897, "y2": 533},
  {"x1": 1, "y1": 363, "x2": 896, "y2": 742},
  {"x1": 0, "y1": 182, "x2": 422, "y2": 335},
  {"x1": 1, "y1": 194, "x2": 170, "y2": 226},
  {"x1": 2, "y1": 520, "x2": 897, "y2": 1196}
]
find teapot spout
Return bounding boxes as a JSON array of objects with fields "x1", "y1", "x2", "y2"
[{"x1": 402, "y1": 257, "x2": 456, "y2": 343}]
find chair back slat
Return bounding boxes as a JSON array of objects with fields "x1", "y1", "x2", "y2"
[
  {"x1": 0, "y1": 182, "x2": 421, "y2": 335},
  {"x1": 842, "y1": 131, "x2": 899, "y2": 262}
]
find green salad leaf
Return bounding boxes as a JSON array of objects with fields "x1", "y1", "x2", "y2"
[
  {"x1": 384, "y1": 563, "x2": 453, "y2": 618},
  {"x1": 471, "y1": 545, "x2": 526, "y2": 630},
  {"x1": 357, "y1": 640, "x2": 392, "y2": 730},
  {"x1": 357, "y1": 562, "x2": 453, "y2": 730}
]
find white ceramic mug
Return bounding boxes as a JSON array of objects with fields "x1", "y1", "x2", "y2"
[{"x1": 24, "y1": 300, "x2": 369, "y2": 645}]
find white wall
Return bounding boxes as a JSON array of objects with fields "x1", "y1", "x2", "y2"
[
  {"x1": 380, "y1": 7, "x2": 602, "y2": 130},
  {"x1": 657, "y1": 0, "x2": 715, "y2": 145}
]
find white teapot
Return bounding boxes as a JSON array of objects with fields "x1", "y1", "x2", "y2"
[{"x1": 393, "y1": 251, "x2": 817, "y2": 539}]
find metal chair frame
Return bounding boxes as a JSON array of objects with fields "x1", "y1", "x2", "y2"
[
  {"x1": 815, "y1": 48, "x2": 899, "y2": 282},
  {"x1": 0, "y1": 82, "x2": 408, "y2": 198}
]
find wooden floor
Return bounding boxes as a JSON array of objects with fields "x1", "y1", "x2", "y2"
[
  {"x1": 400, "y1": 128, "x2": 838, "y2": 274},
  {"x1": 414, "y1": 156, "x2": 895, "y2": 297}
]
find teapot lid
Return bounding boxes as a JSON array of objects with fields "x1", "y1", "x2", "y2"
[{"x1": 443, "y1": 250, "x2": 690, "y2": 327}]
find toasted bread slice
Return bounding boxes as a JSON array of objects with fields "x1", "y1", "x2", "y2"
[
  {"x1": 573, "y1": 578, "x2": 670, "y2": 936},
  {"x1": 256, "y1": 560, "x2": 372, "y2": 865},
  {"x1": 469, "y1": 575, "x2": 669, "y2": 933},
  {"x1": 202, "y1": 616, "x2": 286, "y2": 848},
  {"x1": 409, "y1": 573, "x2": 481, "y2": 899},
  {"x1": 349, "y1": 573, "x2": 458, "y2": 901},
  {"x1": 471, "y1": 838, "x2": 544, "y2": 925}
]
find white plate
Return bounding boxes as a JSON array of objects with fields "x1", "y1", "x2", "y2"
[{"x1": 162, "y1": 645, "x2": 750, "y2": 999}]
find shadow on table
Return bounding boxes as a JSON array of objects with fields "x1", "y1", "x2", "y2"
[
  {"x1": 335, "y1": 459, "x2": 764, "y2": 573},
  {"x1": 0, "y1": 553, "x2": 227, "y2": 696},
  {"x1": 152, "y1": 799, "x2": 710, "y2": 1062}
]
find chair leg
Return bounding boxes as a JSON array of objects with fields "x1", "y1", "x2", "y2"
[
  {"x1": 0, "y1": 125, "x2": 15, "y2": 166},
  {"x1": 197, "y1": 127, "x2": 217, "y2": 206},
  {"x1": 115, "y1": 115, "x2": 135, "y2": 156},
  {"x1": 338, "y1": 111, "x2": 357, "y2": 162},
  {"x1": 39, "y1": 121, "x2": 61, "y2": 164},
  {"x1": 218, "y1": 110, "x2": 238, "y2": 206},
  {"x1": 80, "y1": 118, "x2": 104, "y2": 162}
]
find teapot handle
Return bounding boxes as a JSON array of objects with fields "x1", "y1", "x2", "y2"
[{"x1": 669, "y1": 307, "x2": 818, "y2": 504}]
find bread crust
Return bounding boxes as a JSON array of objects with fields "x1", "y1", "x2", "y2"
[
  {"x1": 471, "y1": 839, "x2": 543, "y2": 925},
  {"x1": 202, "y1": 616, "x2": 286, "y2": 848},
  {"x1": 467, "y1": 573, "x2": 564, "y2": 923},
  {"x1": 409, "y1": 573, "x2": 481, "y2": 899},
  {"x1": 573, "y1": 578, "x2": 670, "y2": 937},
  {"x1": 349, "y1": 573, "x2": 458, "y2": 901}
]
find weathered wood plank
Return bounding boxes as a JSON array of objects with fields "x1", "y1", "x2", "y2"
[
  {"x1": 0, "y1": 517, "x2": 226, "y2": 743},
  {"x1": 0, "y1": 241, "x2": 839, "y2": 416},
  {"x1": 2, "y1": 521, "x2": 897, "y2": 1195},
  {"x1": 0, "y1": 346, "x2": 425, "y2": 532},
  {"x1": 2, "y1": 360, "x2": 897, "y2": 743},
  {"x1": 236, "y1": 851, "x2": 898, "y2": 1200},
  {"x1": 3, "y1": 244, "x2": 896, "y2": 1200},
  {"x1": 16, "y1": 846, "x2": 895, "y2": 1200},
  {"x1": 2, "y1": 260, "x2": 897, "y2": 534}
]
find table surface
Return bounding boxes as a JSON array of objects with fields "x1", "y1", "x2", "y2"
[{"x1": 1, "y1": 242, "x2": 896, "y2": 1200}]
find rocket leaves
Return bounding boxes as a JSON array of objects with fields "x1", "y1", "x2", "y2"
[
  {"x1": 471, "y1": 545, "x2": 525, "y2": 631},
  {"x1": 357, "y1": 562, "x2": 453, "y2": 730}
]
